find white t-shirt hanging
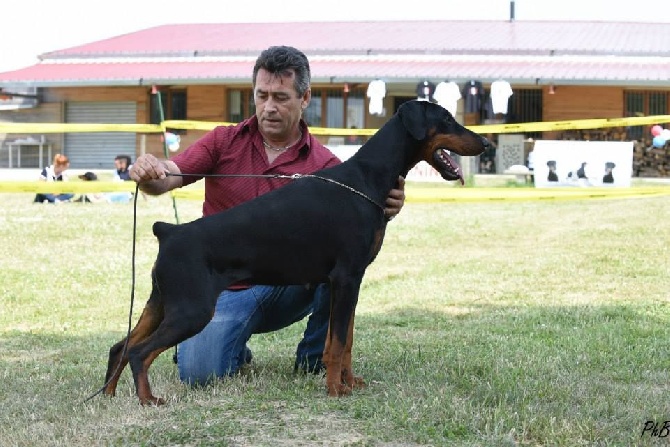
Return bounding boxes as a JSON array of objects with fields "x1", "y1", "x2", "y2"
[
  {"x1": 433, "y1": 81, "x2": 461, "y2": 116},
  {"x1": 490, "y1": 80, "x2": 513, "y2": 115},
  {"x1": 367, "y1": 79, "x2": 386, "y2": 116}
]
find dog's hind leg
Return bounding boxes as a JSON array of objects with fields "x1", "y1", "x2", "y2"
[
  {"x1": 103, "y1": 288, "x2": 164, "y2": 398},
  {"x1": 323, "y1": 275, "x2": 363, "y2": 397},
  {"x1": 127, "y1": 299, "x2": 215, "y2": 406}
]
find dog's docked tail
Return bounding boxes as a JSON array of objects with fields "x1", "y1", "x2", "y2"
[{"x1": 153, "y1": 221, "x2": 179, "y2": 241}]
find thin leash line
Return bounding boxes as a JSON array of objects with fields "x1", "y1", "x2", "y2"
[
  {"x1": 167, "y1": 172, "x2": 386, "y2": 212},
  {"x1": 83, "y1": 183, "x2": 140, "y2": 404}
]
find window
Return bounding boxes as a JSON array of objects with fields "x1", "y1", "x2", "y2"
[
  {"x1": 506, "y1": 89, "x2": 543, "y2": 139},
  {"x1": 625, "y1": 92, "x2": 644, "y2": 140},
  {"x1": 228, "y1": 89, "x2": 256, "y2": 122},
  {"x1": 170, "y1": 91, "x2": 187, "y2": 120},
  {"x1": 346, "y1": 92, "x2": 365, "y2": 130},
  {"x1": 303, "y1": 89, "x2": 322, "y2": 127},
  {"x1": 326, "y1": 90, "x2": 344, "y2": 128},
  {"x1": 229, "y1": 90, "x2": 243, "y2": 123},
  {"x1": 225, "y1": 87, "x2": 365, "y2": 129},
  {"x1": 624, "y1": 91, "x2": 669, "y2": 140},
  {"x1": 150, "y1": 89, "x2": 187, "y2": 133},
  {"x1": 649, "y1": 92, "x2": 667, "y2": 115},
  {"x1": 304, "y1": 87, "x2": 366, "y2": 128}
]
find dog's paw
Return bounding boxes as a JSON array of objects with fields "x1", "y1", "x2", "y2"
[
  {"x1": 139, "y1": 395, "x2": 166, "y2": 406},
  {"x1": 327, "y1": 382, "x2": 353, "y2": 397},
  {"x1": 341, "y1": 368, "x2": 366, "y2": 389},
  {"x1": 348, "y1": 374, "x2": 366, "y2": 389},
  {"x1": 102, "y1": 387, "x2": 116, "y2": 397}
]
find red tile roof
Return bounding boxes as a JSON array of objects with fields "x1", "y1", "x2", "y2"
[
  {"x1": 42, "y1": 21, "x2": 670, "y2": 58},
  {"x1": 1, "y1": 21, "x2": 670, "y2": 87}
]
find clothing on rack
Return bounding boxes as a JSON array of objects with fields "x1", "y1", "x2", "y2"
[
  {"x1": 415, "y1": 80, "x2": 436, "y2": 102},
  {"x1": 433, "y1": 81, "x2": 461, "y2": 116},
  {"x1": 490, "y1": 79, "x2": 514, "y2": 115},
  {"x1": 366, "y1": 79, "x2": 386, "y2": 115}
]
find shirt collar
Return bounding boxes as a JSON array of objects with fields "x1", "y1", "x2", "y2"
[{"x1": 243, "y1": 115, "x2": 311, "y2": 154}]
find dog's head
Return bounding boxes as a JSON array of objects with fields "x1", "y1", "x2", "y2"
[{"x1": 399, "y1": 100, "x2": 490, "y2": 184}]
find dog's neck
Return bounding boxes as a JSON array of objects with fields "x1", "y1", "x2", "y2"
[{"x1": 347, "y1": 115, "x2": 418, "y2": 202}]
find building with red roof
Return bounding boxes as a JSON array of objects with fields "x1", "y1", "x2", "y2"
[{"x1": 0, "y1": 20, "x2": 668, "y2": 171}]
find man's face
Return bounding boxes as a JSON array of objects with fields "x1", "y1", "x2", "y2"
[
  {"x1": 115, "y1": 159, "x2": 127, "y2": 170},
  {"x1": 254, "y1": 68, "x2": 309, "y2": 140}
]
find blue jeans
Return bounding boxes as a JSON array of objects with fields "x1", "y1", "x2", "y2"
[
  {"x1": 105, "y1": 192, "x2": 133, "y2": 203},
  {"x1": 177, "y1": 283, "x2": 330, "y2": 385}
]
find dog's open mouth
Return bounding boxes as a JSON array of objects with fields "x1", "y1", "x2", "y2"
[{"x1": 433, "y1": 148, "x2": 464, "y2": 185}]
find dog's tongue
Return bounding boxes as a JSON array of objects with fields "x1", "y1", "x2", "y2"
[{"x1": 439, "y1": 148, "x2": 464, "y2": 185}]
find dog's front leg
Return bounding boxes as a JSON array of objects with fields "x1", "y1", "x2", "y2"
[
  {"x1": 340, "y1": 310, "x2": 365, "y2": 390},
  {"x1": 323, "y1": 277, "x2": 363, "y2": 396},
  {"x1": 323, "y1": 324, "x2": 345, "y2": 396}
]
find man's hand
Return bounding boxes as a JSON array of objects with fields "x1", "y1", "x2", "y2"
[
  {"x1": 129, "y1": 154, "x2": 182, "y2": 195},
  {"x1": 384, "y1": 176, "x2": 405, "y2": 222},
  {"x1": 129, "y1": 154, "x2": 171, "y2": 182}
]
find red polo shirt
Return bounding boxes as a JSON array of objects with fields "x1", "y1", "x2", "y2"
[{"x1": 172, "y1": 116, "x2": 341, "y2": 217}]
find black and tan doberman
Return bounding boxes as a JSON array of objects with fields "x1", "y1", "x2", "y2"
[{"x1": 103, "y1": 100, "x2": 489, "y2": 405}]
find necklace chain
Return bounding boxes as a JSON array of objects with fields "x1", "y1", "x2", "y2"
[{"x1": 263, "y1": 132, "x2": 302, "y2": 152}]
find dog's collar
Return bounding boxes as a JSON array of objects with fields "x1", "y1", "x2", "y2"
[
  {"x1": 299, "y1": 174, "x2": 385, "y2": 214},
  {"x1": 167, "y1": 172, "x2": 386, "y2": 217}
]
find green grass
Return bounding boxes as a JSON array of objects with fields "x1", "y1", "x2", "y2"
[{"x1": 1, "y1": 185, "x2": 669, "y2": 446}]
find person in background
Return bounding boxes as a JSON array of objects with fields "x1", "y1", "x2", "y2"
[
  {"x1": 113, "y1": 154, "x2": 133, "y2": 181},
  {"x1": 33, "y1": 153, "x2": 75, "y2": 203},
  {"x1": 108, "y1": 154, "x2": 134, "y2": 203},
  {"x1": 129, "y1": 45, "x2": 406, "y2": 385}
]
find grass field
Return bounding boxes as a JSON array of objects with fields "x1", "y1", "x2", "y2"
[{"x1": 1, "y1": 185, "x2": 669, "y2": 446}]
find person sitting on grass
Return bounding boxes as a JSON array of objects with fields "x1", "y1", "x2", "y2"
[
  {"x1": 33, "y1": 153, "x2": 75, "y2": 204},
  {"x1": 113, "y1": 154, "x2": 133, "y2": 181},
  {"x1": 108, "y1": 155, "x2": 135, "y2": 203}
]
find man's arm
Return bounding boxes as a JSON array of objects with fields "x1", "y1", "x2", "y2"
[{"x1": 129, "y1": 154, "x2": 183, "y2": 195}]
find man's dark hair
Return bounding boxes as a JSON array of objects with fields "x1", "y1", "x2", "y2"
[{"x1": 252, "y1": 46, "x2": 311, "y2": 96}]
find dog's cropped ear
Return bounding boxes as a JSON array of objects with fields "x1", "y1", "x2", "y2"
[
  {"x1": 153, "y1": 221, "x2": 178, "y2": 240},
  {"x1": 399, "y1": 100, "x2": 429, "y2": 140}
]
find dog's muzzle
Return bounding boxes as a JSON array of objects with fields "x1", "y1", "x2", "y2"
[{"x1": 434, "y1": 148, "x2": 464, "y2": 185}]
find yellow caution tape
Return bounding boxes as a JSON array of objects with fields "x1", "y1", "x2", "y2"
[
  {"x1": 0, "y1": 123, "x2": 162, "y2": 134},
  {"x1": 169, "y1": 186, "x2": 670, "y2": 202},
  {"x1": 162, "y1": 120, "x2": 235, "y2": 131},
  {"x1": 2, "y1": 181, "x2": 667, "y2": 201},
  {"x1": 405, "y1": 186, "x2": 670, "y2": 202},
  {"x1": 470, "y1": 115, "x2": 670, "y2": 134},
  {"x1": 1, "y1": 115, "x2": 669, "y2": 136},
  {"x1": 0, "y1": 181, "x2": 137, "y2": 193}
]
